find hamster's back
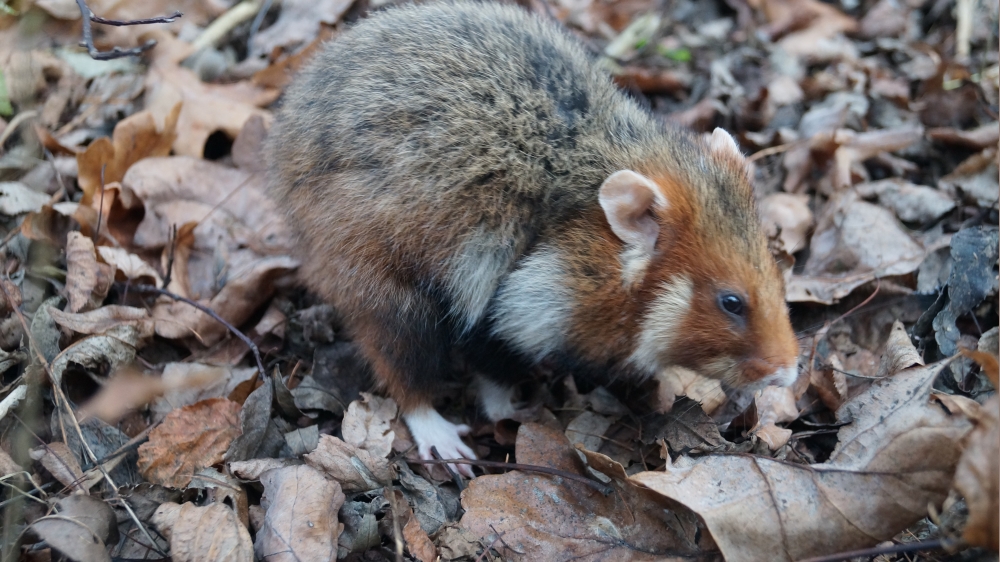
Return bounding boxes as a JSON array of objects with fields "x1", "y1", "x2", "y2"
[{"x1": 268, "y1": 1, "x2": 659, "y2": 328}]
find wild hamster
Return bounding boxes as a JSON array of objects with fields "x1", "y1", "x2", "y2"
[{"x1": 267, "y1": 1, "x2": 799, "y2": 476}]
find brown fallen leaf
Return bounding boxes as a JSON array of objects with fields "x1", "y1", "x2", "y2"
[
  {"x1": 249, "y1": 0, "x2": 352, "y2": 58},
  {"x1": 49, "y1": 323, "x2": 146, "y2": 386},
  {"x1": 29, "y1": 442, "x2": 90, "y2": 493},
  {"x1": 137, "y1": 398, "x2": 242, "y2": 488},
  {"x1": 759, "y1": 192, "x2": 814, "y2": 255},
  {"x1": 954, "y1": 393, "x2": 999, "y2": 550},
  {"x1": 95, "y1": 246, "x2": 163, "y2": 285},
  {"x1": 64, "y1": 232, "x2": 114, "y2": 313},
  {"x1": 151, "y1": 502, "x2": 254, "y2": 562},
  {"x1": 254, "y1": 465, "x2": 345, "y2": 562},
  {"x1": 75, "y1": 104, "x2": 180, "y2": 212},
  {"x1": 394, "y1": 489, "x2": 437, "y2": 562},
  {"x1": 141, "y1": 30, "x2": 277, "y2": 158},
  {"x1": 150, "y1": 255, "x2": 298, "y2": 345},
  {"x1": 632, "y1": 360, "x2": 972, "y2": 561},
  {"x1": 48, "y1": 305, "x2": 153, "y2": 337},
  {"x1": 787, "y1": 191, "x2": 925, "y2": 304},
  {"x1": 459, "y1": 423, "x2": 706, "y2": 561},
  {"x1": 939, "y1": 147, "x2": 999, "y2": 208},
  {"x1": 875, "y1": 320, "x2": 924, "y2": 378},
  {"x1": 854, "y1": 178, "x2": 956, "y2": 224},
  {"x1": 30, "y1": 494, "x2": 118, "y2": 562},
  {"x1": 151, "y1": 363, "x2": 258, "y2": 422},
  {"x1": 0, "y1": 181, "x2": 50, "y2": 215},
  {"x1": 304, "y1": 396, "x2": 396, "y2": 493},
  {"x1": 927, "y1": 121, "x2": 1000, "y2": 150}
]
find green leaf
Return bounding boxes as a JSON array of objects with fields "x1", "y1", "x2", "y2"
[
  {"x1": 0, "y1": 2, "x2": 17, "y2": 16},
  {"x1": 657, "y1": 46, "x2": 692, "y2": 63},
  {"x1": 0, "y1": 69, "x2": 12, "y2": 117}
]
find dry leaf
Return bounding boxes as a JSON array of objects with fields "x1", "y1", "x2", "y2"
[
  {"x1": 29, "y1": 442, "x2": 89, "y2": 492},
  {"x1": 954, "y1": 394, "x2": 999, "y2": 550},
  {"x1": 49, "y1": 323, "x2": 145, "y2": 386},
  {"x1": 137, "y1": 398, "x2": 242, "y2": 487},
  {"x1": 142, "y1": 30, "x2": 276, "y2": 157},
  {"x1": 249, "y1": 0, "x2": 353, "y2": 57},
  {"x1": 633, "y1": 360, "x2": 971, "y2": 561},
  {"x1": 0, "y1": 181, "x2": 50, "y2": 215},
  {"x1": 855, "y1": 178, "x2": 956, "y2": 224},
  {"x1": 48, "y1": 305, "x2": 153, "y2": 337},
  {"x1": 152, "y1": 502, "x2": 254, "y2": 562},
  {"x1": 759, "y1": 192, "x2": 814, "y2": 255},
  {"x1": 788, "y1": 191, "x2": 925, "y2": 304},
  {"x1": 151, "y1": 363, "x2": 257, "y2": 422},
  {"x1": 30, "y1": 495, "x2": 118, "y2": 562},
  {"x1": 76, "y1": 105, "x2": 180, "y2": 209},
  {"x1": 64, "y1": 232, "x2": 114, "y2": 313},
  {"x1": 254, "y1": 465, "x2": 345, "y2": 562},
  {"x1": 96, "y1": 246, "x2": 163, "y2": 285},
  {"x1": 459, "y1": 423, "x2": 705, "y2": 561}
]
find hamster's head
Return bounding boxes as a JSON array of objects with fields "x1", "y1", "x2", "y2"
[{"x1": 599, "y1": 128, "x2": 800, "y2": 389}]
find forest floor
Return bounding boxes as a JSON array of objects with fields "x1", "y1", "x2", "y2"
[{"x1": 0, "y1": 0, "x2": 997, "y2": 560}]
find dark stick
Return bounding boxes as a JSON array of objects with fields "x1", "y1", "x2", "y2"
[
  {"x1": 797, "y1": 538, "x2": 960, "y2": 562},
  {"x1": 75, "y1": 0, "x2": 181, "y2": 60},
  {"x1": 119, "y1": 283, "x2": 266, "y2": 378},
  {"x1": 406, "y1": 458, "x2": 614, "y2": 495}
]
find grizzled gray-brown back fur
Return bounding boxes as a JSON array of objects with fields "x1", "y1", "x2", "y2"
[{"x1": 267, "y1": 1, "x2": 761, "y2": 336}]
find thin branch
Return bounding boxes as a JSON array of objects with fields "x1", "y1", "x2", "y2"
[
  {"x1": 119, "y1": 283, "x2": 267, "y2": 377},
  {"x1": 406, "y1": 458, "x2": 615, "y2": 496},
  {"x1": 797, "y1": 538, "x2": 961, "y2": 562},
  {"x1": 74, "y1": 0, "x2": 181, "y2": 61}
]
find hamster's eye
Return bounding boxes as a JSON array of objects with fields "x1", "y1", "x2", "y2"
[{"x1": 718, "y1": 293, "x2": 745, "y2": 317}]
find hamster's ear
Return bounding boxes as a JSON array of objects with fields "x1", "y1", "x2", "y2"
[
  {"x1": 599, "y1": 170, "x2": 667, "y2": 257},
  {"x1": 710, "y1": 128, "x2": 743, "y2": 160}
]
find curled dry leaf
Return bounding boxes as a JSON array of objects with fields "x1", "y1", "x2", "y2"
[
  {"x1": 751, "y1": 386, "x2": 798, "y2": 450},
  {"x1": 0, "y1": 181, "x2": 50, "y2": 215},
  {"x1": 875, "y1": 320, "x2": 923, "y2": 378},
  {"x1": 459, "y1": 423, "x2": 705, "y2": 561},
  {"x1": 49, "y1": 323, "x2": 146, "y2": 386},
  {"x1": 96, "y1": 246, "x2": 163, "y2": 285},
  {"x1": 249, "y1": 0, "x2": 354, "y2": 58},
  {"x1": 64, "y1": 232, "x2": 115, "y2": 314},
  {"x1": 394, "y1": 490, "x2": 438, "y2": 562},
  {"x1": 855, "y1": 178, "x2": 956, "y2": 224},
  {"x1": 48, "y1": 305, "x2": 153, "y2": 337},
  {"x1": 152, "y1": 502, "x2": 254, "y2": 562},
  {"x1": 927, "y1": 121, "x2": 1000, "y2": 150},
  {"x1": 30, "y1": 494, "x2": 118, "y2": 562},
  {"x1": 151, "y1": 363, "x2": 256, "y2": 422},
  {"x1": 939, "y1": 147, "x2": 1000, "y2": 208},
  {"x1": 76, "y1": 105, "x2": 180, "y2": 211},
  {"x1": 759, "y1": 192, "x2": 813, "y2": 255},
  {"x1": 137, "y1": 398, "x2": 242, "y2": 488},
  {"x1": 656, "y1": 366, "x2": 725, "y2": 414},
  {"x1": 954, "y1": 394, "x2": 999, "y2": 550},
  {"x1": 29, "y1": 441, "x2": 90, "y2": 493},
  {"x1": 254, "y1": 465, "x2": 345, "y2": 562},
  {"x1": 228, "y1": 458, "x2": 303, "y2": 481},
  {"x1": 0, "y1": 384, "x2": 27, "y2": 423},
  {"x1": 304, "y1": 394, "x2": 397, "y2": 493},
  {"x1": 632, "y1": 360, "x2": 972, "y2": 561},
  {"x1": 142, "y1": 30, "x2": 277, "y2": 158},
  {"x1": 788, "y1": 191, "x2": 925, "y2": 304}
]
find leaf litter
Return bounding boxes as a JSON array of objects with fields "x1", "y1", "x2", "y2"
[{"x1": 0, "y1": 0, "x2": 996, "y2": 560}]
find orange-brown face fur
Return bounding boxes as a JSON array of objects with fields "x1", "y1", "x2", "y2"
[{"x1": 549, "y1": 139, "x2": 799, "y2": 389}]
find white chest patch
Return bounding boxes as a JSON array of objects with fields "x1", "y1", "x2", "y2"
[{"x1": 489, "y1": 246, "x2": 574, "y2": 362}]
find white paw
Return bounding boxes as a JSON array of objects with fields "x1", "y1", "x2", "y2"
[
  {"x1": 404, "y1": 406, "x2": 476, "y2": 478},
  {"x1": 477, "y1": 376, "x2": 518, "y2": 422}
]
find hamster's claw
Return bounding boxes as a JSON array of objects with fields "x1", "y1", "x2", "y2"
[{"x1": 404, "y1": 407, "x2": 477, "y2": 478}]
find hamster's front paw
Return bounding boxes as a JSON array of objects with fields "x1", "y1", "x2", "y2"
[{"x1": 404, "y1": 406, "x2": 476, "y2": 478}]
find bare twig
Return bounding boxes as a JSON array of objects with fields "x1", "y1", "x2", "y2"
[
  {"x1": 406, "y1": 458, "x2": 615, "y2": 496},
  {"x1": 74, "y1": 0, "x2": 181, "y2": 61},
  {"x1": 797, "y1": 538, "x2": 961, "y2": 562},
  {"x1": 119, "y1": 283, "x2": 267, "y2": 377}
]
